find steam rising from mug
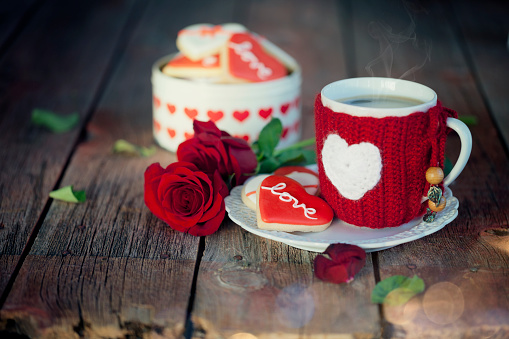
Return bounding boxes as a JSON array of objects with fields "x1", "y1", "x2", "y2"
[{"x1": 365, "y1": 0, "x2": 432, "y2": 80}]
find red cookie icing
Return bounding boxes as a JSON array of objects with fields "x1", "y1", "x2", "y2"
[
  {"x1": 258, "y1": 175, "x2": 333, "y2": 226},
  {"x1": 227, "y1": 33, "x2": 287, "y2": 82},
  {"x1": 167, "y1": 53, "x2": 220, "y2": 69}
]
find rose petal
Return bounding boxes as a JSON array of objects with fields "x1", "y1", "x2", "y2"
[
  {"x1": 193, "y1": 120, "x2": 221, "y2": 136},
  {"x1": 212, "y1": 170, "x2": 229, "y2": 198},
  {"x1": 223, "y1": 137, "x2": 257, "y2": 185},
  {"x1": 314, "y1": 256, "x2": 351, "y2": 284},
  {"x1": 326, "y1": 243, "x2": 366, "y2": 263},
  {"x1": 314, "y1": 243, "x2": 366, "y2": 284},
  {"x1": 188, "y1": 200, "x2": 225, "y2": 236},
  {"x1": 144, "y1": 163, "x2": 167, "y2": 221}
]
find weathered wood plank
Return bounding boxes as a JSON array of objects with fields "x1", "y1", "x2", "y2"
[
  {"x1": 1, "y1": 0, "x2": 239, "y2": 337},
  {"x1": 191, "y1": 1, "x2": 380, "y2": 337},
  {"x1": 349, "y1": 0, "x2": 509, "y2": 337},
  {"x1": 0, "y1": 0, "x2": 138, "y2": 297},
  {"x1": 0, "y1": 0, "x2": 38, "y2": 53},
  {"x1": 453, "y1": 0, "x2": 509, "y2": 151}
]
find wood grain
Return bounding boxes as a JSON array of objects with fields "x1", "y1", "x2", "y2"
[
  {"x1": 1, "y1": 0, "x2": 238, "y2": 336},
  {"x1": 349, "y1": 0, "x2": 509, "y2": 336},
  {"x1": 452, "y1": 0, "x2": 509, "y2": 151},
  {"x1": 0, "y1": 0, "x2": 137, "y2": 297},
  {"x1": 242, "y1": 0, "x2": 349, "y2": 140},
  {"x1": 191, "y1": 1, "x2": 380, "y2": 337},
  {"x1": 0, "y1": 0, "x2": 38, "y2": 53}
]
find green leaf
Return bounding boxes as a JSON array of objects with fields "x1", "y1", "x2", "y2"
[
  {"x1": 371, "y1": 275, "x2": 425, "y2": 305},
  {"x1": 49, "y1": 185, "x2": 86, "y2": 203},
  {"x1": 112, "y1": 139, "x2": 156, "y2": 157},
  {"x1": 458, "y1": 115, "x2": 478, "y2": 126},
  {"x1": 257, "y1": 118, "x2": 282, "y2": 157},
  {"x1": 301, "y1": 149, "x2": 317, "y2": 165},
  {"x1": 31, "y1": 109, "x2": 79, "y2": 133},
  {"x1": 276, "y1": 149, "x2": 305, "y2": 164},
  {"x1": 259, "y1": 157, "x2": 281, "y2": 173},
  {"x1": 444, "y1": 157, "x2": 453, "y2": 177}
]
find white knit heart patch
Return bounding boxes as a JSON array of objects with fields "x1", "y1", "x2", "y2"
[{"x1": 321, "y1": 134, "x2": 382, "y2": 200}]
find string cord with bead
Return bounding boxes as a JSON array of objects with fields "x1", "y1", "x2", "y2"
[{"x1": 423, "y1": 102, "x2": 458, "y2": 222}]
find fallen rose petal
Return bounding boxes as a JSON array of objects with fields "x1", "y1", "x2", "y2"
[{"x1": 314, "y1": 243, "x2": 366, "y2": 284}]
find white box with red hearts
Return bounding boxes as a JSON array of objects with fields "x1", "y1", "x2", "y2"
[{"x1": 152, "y1": 52, "x2": 302, "y2": 152}]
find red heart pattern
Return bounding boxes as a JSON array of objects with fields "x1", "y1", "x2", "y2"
[
  {"x1": 233, "y1": 110, "x2": 249, "y2": 122},
  {"x1": 207, "y1": 110, "x2": 224, "y2": 122},
  {"x1": 259, "y1": 108, "x2": 272, "y2": 119},
  {"x1": 281, "y1": 127, "x2": 289, "y2": 139},
  {"x1": 153, "y1": 96, "x2": 161, "y2": 109},
  {"x1": 185, "y1": 108, "x2": 198, "y2": 119},
  {"x1": 153, "y1": 119, "x2": 161, "y2": 132},
  {"x1": 280, "y1": 103, "x2": 290, "y2": 115},
  {"x1": 154, "y1": 95, "x2": 301, "y2": 150},
  {"x1": 234, "y1": 134, "x2": 250, "y2": 142},
  {"x1": 258, "y1": 175, "x2": 333, "y2": 226},
  {"x1": 167, "y1": 103, "x2": 176, "y2": 114}
]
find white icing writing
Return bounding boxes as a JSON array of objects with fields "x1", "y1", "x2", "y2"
[
  {"x1": 228, "y1": 41, "x2": 273, "y2": 80},
  {"x1": 261, "y1": 183, "x2": 317, "y2": 220}
]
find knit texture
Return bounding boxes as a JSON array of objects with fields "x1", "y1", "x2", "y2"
[{"x1": 315, "y1": 94, "x2": 457, "y2": 229}]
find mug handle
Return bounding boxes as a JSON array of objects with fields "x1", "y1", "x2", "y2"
[{"x1": 443, "y1": 117, "x2": 472, "y2": 186}]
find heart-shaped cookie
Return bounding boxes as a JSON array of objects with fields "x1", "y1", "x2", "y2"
[
  {"x1": 162, "y1": 53, "x2": 222, "y2": 78},
  {"x1": 226, "y1": 33, "x2": 287, "y2": 82},
  {"x1": 177, "y1": 23, "x2": 246, "y2": 61},
  {"x1": 321, "y1": 134, "x2": 382, "y2": 200},
  {"x1": 256, "y1": 175, "x2": 333, "y2": 232}
]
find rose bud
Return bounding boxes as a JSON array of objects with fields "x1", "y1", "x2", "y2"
[{"x1": 177, "y1": 120, "x2": 257, "y2": 187}]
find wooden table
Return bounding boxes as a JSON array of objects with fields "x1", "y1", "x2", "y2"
[{"x1": 1, "y1": 0, "x2": 508, "y2": 338}]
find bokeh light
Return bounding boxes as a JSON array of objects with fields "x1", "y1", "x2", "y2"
[{"x1": 423, "y1": 282, "x2": 464, "y2": 325}]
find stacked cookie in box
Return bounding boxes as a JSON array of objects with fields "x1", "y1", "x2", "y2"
[{"x1": 163, "y1": 23, "x2": 289, "y2": 83}]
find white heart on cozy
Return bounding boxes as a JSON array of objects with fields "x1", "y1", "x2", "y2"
[{"x1": 321, "y1": 134, "x2": 382, "y2": 200}]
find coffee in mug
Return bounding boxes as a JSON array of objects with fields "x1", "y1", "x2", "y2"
[{"x1": 340, "y1": 95, "x2": 425, "y2": 108}]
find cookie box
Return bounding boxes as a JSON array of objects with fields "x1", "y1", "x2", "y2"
[{"x1": 151, "y1": 53, "x2": 301, "y2": 152}]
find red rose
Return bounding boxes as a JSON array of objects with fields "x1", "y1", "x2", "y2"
[
  {"x1": 177, "y1": 120, "x2": 257, "y2": 187},
  {"x1": 144, "y1": 162, "x2": 228, "y2": 236},
  {"x1": 314, "y1": 244, "x2": 366, "y2": 284}
]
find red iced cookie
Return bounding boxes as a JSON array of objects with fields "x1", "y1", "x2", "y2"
[
  {"x1": 225, "y1": 33, "x2": 287, "y2": 82},
  {"x1": 256, "y1": 175, "x2": 333, "y2": 232},
  {"x1": 162, "y1": 53, "x2": 222, "y2": 78}
]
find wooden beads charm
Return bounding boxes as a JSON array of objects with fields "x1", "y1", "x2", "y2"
[
  {"x1": 426, "y1": 167, "x2": 444, "y2": 185},
  {"x1": 424, "y1": 166, "x2": 445, "y2": 223},
  {"x1": 428, "y1": 196, "x2": 446, "y2": 212},
  {"x1": 427, "y1": 185, "x2": 443, "y2": 204}
]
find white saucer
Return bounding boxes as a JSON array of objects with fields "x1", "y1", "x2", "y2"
[{"x1": 224, "y1": 186, "x2": 458, "y2": 253}]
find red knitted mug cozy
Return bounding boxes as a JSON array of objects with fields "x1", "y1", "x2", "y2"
[{"x1": 315, "y1": 94, "x2": 457, "y2": 229}]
